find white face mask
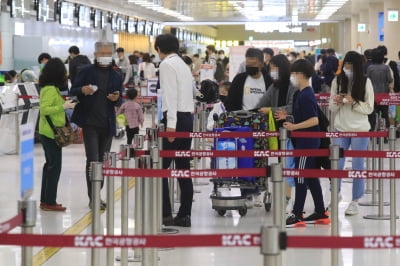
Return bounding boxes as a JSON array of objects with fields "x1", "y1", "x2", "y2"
[
  {"x1": 290, "y1": 75, "x2": 299, "y2": 87},
  {"x1": 97, "y1": 56, "x2": 113, "y2": 66},
  {"x1": 343, "y1": 67, "x2": 353, "y2": 79},
  {"x1": 270, "y1": 71, "x2": 279, "y2": 81},
  {"x1": 219, "y1": 54, "x2": 225, "y2": 60}
]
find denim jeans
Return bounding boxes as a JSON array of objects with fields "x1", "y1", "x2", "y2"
[
  {"x1": 333, "y1": 135, "x2": 369, "y2": 201},
  {"x1": 82, "y1": 125, "x2": 113, "y2": 201}
]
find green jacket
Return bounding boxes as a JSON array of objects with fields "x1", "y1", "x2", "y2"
[{"x1": 39, "y1": 85, "x2": 66, "y2": 139}]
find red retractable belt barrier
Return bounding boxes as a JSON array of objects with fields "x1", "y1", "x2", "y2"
[
  {"x1": 283, "y1": 169, "x2": 399, "y2": 179},
  {"x1": 160, "y1": 149, "x2": 400, "y2": 159},
  {"x1": 315, "y1": 93, "x2": 400, "y2": 106},
  {"x1": 287, "y1": 235, "x2": 400, "y2": 249},
  {"x1": 0, "y1": 212, "x2": 23, "y2": 234},
  {"x1": 158, "y1": 131, "x2": 280, "y2": 138},
  {"x1": 0, "y1": 233, "x2": 260, "y2": 248},
  {"x1": 17, "y1": 95, "x2": 39, "y2": 99},
  {"x1": 160, "y1": 149, "x2": 329, "y2": 158},
  {"x1": 102, "y1": 168, "x2": 266, "y2": 178},
  {"x1": 1, "y1": 233, "x2": 400, "y2": 249},
  {"x1": 290, "y1": 131, "x2": 388, "y2": 138}
]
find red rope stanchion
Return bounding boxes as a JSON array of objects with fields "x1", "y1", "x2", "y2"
[{"x1": 0, "y1": 212, "x2": 23, "y2": 234}]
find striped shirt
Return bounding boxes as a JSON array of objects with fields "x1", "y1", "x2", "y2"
[{"x1": 117, "y1": 100, "x2": 144, "y2": 129}]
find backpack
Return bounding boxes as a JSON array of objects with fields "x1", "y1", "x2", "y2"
[{"x1": 197, "y1": 79, "x2": 219, "y2": 103}]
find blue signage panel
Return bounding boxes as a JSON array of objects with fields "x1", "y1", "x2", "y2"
[{"x1": 20, "y1": 123, "x2": 34, "y2": 199}]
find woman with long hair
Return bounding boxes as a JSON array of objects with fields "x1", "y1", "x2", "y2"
[
  {"x1": 257, "y1": 54, "x2": 297, "y2": 209},
  {"x1": 38, "y1": 58, "x2": 75, "y2": 211},
  {"x1": 329, "y1": 51, "x2": 374, "y2": 215}
]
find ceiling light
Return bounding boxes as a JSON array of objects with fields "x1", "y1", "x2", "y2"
[
  {"x1": 315, "y1": 0, "x2": 349, "y2": 20},
  {"x1": 128, "y1": 0, "x2": 193, "y2": 21}
]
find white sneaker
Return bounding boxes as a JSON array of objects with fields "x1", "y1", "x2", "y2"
[
  {"x1": 345, "y1": 201, "x2": 359, "y2": 215},
  {"x1": 326, "y1": 193, "x2": 343, "y2": 211},
  {"x1": 253, "y1": 194, "x2": 264, "y2": 207},
  {"x1": 245, "y1": 197, "x2": 254, "y2": 209}
]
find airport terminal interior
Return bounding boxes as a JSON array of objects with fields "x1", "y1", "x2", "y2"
[{"x1": 1, "y1": 0, "x2": 400, "y2": 265}]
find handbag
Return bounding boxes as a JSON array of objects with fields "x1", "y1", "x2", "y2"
[
  {"x1": 45, "y1": 114, "x2": 75, "y2": 147},
  {"x1": 268, "y1": 110, "x2": 279, "y2": 150}
]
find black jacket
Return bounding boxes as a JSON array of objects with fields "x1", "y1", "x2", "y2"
[
  {"x1": 69, "y1": 55, "x2": 91, "y2": 84},
  {"x1": 225, "y1": 70, "x2": 272, "y2": 111}
]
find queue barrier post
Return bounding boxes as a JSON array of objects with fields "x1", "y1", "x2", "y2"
[
  {"x1": 278, "y1": 127, "x2": 288, "y2": 232},
  {"x1": 151, "y1": 97, "x2": 156, "y2": 128},
  {"x1": 90, "y1": 162, "x2": 103, "y2": 266},
  {"x1": 329, "y1": 144, "x2": 340, "y2": 266},
  {"x1": 271, "y1": 163, "x2": 283, "y2": 266},
  {"x1": 134, "y1": 134, "x2": 144, "y2": 150},
  {"x1": 18, "y1": 199, "x2": 36, "y2": 266},
  {"x1": 156, "y1": 125, "x2": 164, "y2": 232},
  {"x1": 106, "y1": 152, "x2": 116, "y2": 266},
  {"x1": 133, "y1": 149, "x2": 143, "y2": 261},
  {"x1": 365, "y1": 140, "x2": 372, "y2": 194},
  {"x1": 199, "y1": 102, "x2": 209, "y2": 183},
  {"x1": 389, "y1": 127, "x2": 398, "y2": 234},
  {"x1": 364, "y1": 118, "x2": 390, "y2": 220},
  {"x1": 261, "y1": 225, "x2": 281, "y2": 266},
  {"x1": 140, "y1": 154, "x2": 158, "y2": 265},
  {"x1": 120, "y1": 145, "x2": 130, "y2": 266}
]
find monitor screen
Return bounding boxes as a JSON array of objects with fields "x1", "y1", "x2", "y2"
[
  {"x1": 128, "y1": 18, "x2": 135, "y2": 34},
  {"x1": 78, "y1": 6, "x2": 91, "y2": 28},
  {"x1": 60, "y1": 2, "x2": 74, "y2": 26},
  {"x1": 111, "y1": 14, "x2": 118, "y2": 31},
  {"x1": 37, "y1": 0, "x2": 56, "y2": 22}
]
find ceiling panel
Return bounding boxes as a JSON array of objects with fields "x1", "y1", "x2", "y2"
[{"x1": 71, "y1": 0, "x2": 383, "y2": 24}]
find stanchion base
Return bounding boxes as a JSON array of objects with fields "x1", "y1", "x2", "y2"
[
  {"x1": 115, "y1": 255, "x2": 142, "y2": 262},
  {"x1": 161, "y1": 228, "x2": 179, "y2": 234},
  {"x1": 158, "y1": 247, "x2": 174, "y2": 251},
  {"x1": 359, "y1": 201, "x2": 389, "y2": 206},
  {"x1": 363, "y1": 214, "x2": 398, "y2": 220},
  {"x1": 193, "y1": 181, "x2": 209, "y2": 186}
]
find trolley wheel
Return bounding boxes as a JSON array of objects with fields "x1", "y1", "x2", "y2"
[
  {"x1": 264, "y1": 203, "x2": 271, "y2": 212},
  {"x1": 238, "y1": 207, "x2": 247, "y2": 216},
  {"x1": 217, "y1": 209, "x2": 226, "y2": 216}
]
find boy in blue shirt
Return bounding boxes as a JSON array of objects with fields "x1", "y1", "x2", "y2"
[{"x1": 283, "y1": 59, "x2": 330, "y2": 227}]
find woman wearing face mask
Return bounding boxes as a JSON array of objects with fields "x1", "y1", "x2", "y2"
[
  {"x1": 256, "y1": 54, "x2": 297, "y2": 211},
  {"x1": 328, "y1": 51, "x2": 374, "y2": 216}
]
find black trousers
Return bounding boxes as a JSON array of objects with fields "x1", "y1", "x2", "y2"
[
  {"x1": 162, "y1": 112, "x2": 193, "y2": 217},
  {"x1": 125, "y1": 126, "x2": 139, "y2": 145},
  {"x1": 82, "y1": 125, "x2": 113, "y2": 201},
  {"x1": 40, "y1": 135, "x2": 62, "y2": 205}
]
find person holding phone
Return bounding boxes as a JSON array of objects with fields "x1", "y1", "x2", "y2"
[
  {"x1": 329, "y1": 51, "x2": 374, "y2": 215},
  {"x1": 70, "y1": 41, "x2": 123, "y2": 210}
]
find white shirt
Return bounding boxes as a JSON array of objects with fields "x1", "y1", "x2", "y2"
[
  {"x1": 160, "y1": 53, "x2": 195, "y2": 129},
  {"x1": 329, "y1": 77, "x2": 374, "y2": 132},
  {"x1": 139, "y1": 62, "x2": 156, "y2": 79},
  {"x1": 242, "y1": 75, "x2": 266, "y2": 110}
]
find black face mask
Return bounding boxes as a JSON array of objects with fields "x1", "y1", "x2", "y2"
[{"x1": 245, "y1": 66, "x2": 259, "y2": 76}]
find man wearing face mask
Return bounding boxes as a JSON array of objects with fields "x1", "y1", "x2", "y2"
[
  {"x1": 225, "y1": 48, "x2": 273, "y2": 111},
  {"x1": 70, "y1": 41, "x2": 123, "y2": 210},
  {"x1": 116, "y1": 47, "x2": 130, "y2": 79}
]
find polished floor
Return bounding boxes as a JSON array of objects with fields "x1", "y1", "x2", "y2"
[{"x1": 1, "y1": 113, "x2": 400, "y2": 266}]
